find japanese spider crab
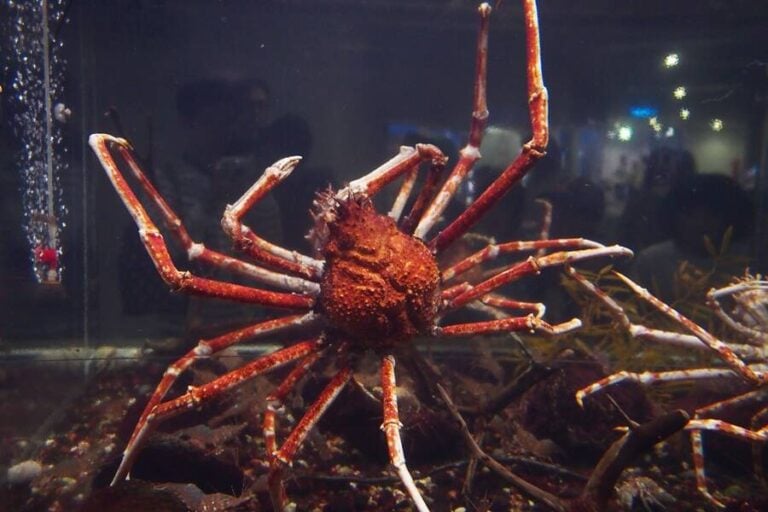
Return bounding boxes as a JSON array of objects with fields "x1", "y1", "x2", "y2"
[
  {"x1": 89, "y1": 1, "x2": 631, "y2": 510},
  {"x1": 571, "y1": 269, "x2": 768, "y2": 508}
]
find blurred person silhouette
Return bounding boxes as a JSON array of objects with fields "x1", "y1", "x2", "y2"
[
  {"x1": 632, "y1": 173, "x2": 755, "y2": 301},
  {"x1": 618, "y1": 147, "x2": 696, "y2": 252},
  {"x1": 118, "y1": 78, "x2": 282, "y2": 332}
]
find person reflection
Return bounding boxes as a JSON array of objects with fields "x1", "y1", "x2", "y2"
[
  {"x1": 618, "y1": 147, "x2": 696, "y2": 253},
  {"x1": 631, "y1": 173, "x2": 755, "y2": 301},
  {"x1": 158, "y1": 78, "x2": 283, "y2": 332}
]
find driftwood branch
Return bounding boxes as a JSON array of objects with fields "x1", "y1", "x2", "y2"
[
  {"x1": 437, "y1": 383, "x2": 568, "y2": 512},
  {"x1": 576, "y1": 409, "x2": 689, "y2": 511}
]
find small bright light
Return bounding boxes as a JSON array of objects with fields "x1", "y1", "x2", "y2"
[
  {"x1": 680, "y1": 108, "x2": 690, "y2": 120},
  {"x1": 665, "y1": 127, "x2": 675, "y2": 138},
  {"x1": 711, "y1": 118, "x2": 724, "y2": 132},
  {"x1": 617, "y1": 125, "x2": 633, "y2": 141},
  {"x1": 664, "y1": 53, "x2": 680, "y2": 68},
  {"x1": 648, "y1": 117, "x2": 662, "y2": 132},
  {"x1": 673, "y1": 86, "x2": 687, "y2": 100}
]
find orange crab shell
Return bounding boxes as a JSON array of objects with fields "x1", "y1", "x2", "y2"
[{"x1": 318, "y1": 196, "x2": 441, "y2": 348}]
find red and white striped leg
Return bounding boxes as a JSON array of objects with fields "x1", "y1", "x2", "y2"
[
  {"x1": 441, "y1": 238, "x2": 604, "y2": 282},
  {"x1": 268, "y1": 366, "x2": 352, "y2": 510},
  {"x1": 381, "y1": 355, "x2": 430, "y2": 512},
  {"x1": 613, "y1": 271, "x2": 762, "y2": 384},
  {"x1": 750, "y1": 404, "x2": 768, "y2": 481},
  {"x1": 566, "y1": 267, "x2": 766, "y2": 361},
  {"x1": 89, "y1": 134, "x2": 315, "y2": 310},
  {"x1": 691, "y1": 387, "x2": 768, "y2": 498},
  {"x1": 447, "y1": 245, "x2": 632, "y2": 311},
  {"x1": 128, "y1": 313, "x2": 318, "y2": 456},
  {"x1": 89, "y1": 134, "x2": 320, "y2": 294},
  {"x1": 413, "y1": 3, "x2": 491, "y2": 241},
  {"x1": 686, "y1": 412, "x2": 768, "y2": 508},
  {"x1": 475, "y1": 292, "x2": 547, "y2": 319},
  {"x1": 707, "y1": 278, "x2": 768, "y2": 343},
  {"x1": 220, "y1": 156, "x2": 325, "y2": 279},
  {"x1": 429, "y1": 0, "x2": 548, "y2": 253},
  {"x1": 111, "y1": 340, "x2": 320, "y2": 485},
  {"x1": 400, "y1": 160, "x2": 447, "y2": 235},
  {"x1": 338, "y1": 144, "x2": 446, "y2": 201},
  {"x1": 389, "y1": 167, "x2": 419, "y2": 222},
  {"x1": 440, "y1": 314, "x2": 581, "y2": 338},
  {"x1": 263, "y1": 349, "x2": 324, "y2": 457},
  {"x1": 574, "y1": 368, "x2": 763, "y2": 408}
]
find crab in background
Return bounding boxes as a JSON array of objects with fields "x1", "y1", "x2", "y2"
[
  {"x1": 570, "y1": 268, "x2": 768, "y2": 508},
  {"x1": 89, "y1": 1, "x2": 632, "y2": 510}
]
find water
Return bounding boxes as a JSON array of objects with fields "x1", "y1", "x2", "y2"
[{"x1": 1, "y1": 2, "x2": 768, "y2": 511}]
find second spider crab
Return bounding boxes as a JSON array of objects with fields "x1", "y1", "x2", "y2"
[
  {"x1": 89, "y1": 2, "x2": 631, "y2": 510},
  {"x1": 571, "y1": 269, "x2": 768, "y2": 508}
]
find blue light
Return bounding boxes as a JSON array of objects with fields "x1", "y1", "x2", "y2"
[{"x1": 629, "y1": 106, "x2": 658, "y2": 118}]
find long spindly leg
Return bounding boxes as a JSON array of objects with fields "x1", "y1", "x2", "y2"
[
  {"x1": 686, "y1": 400, "x2": 768, "y2": 508},
  {"x1": 614, "y1": 271, "x2": 760, "y2": 384},
  {"x1": 750, "y1": 404, "x2": 768, "y2": 482},
  {"x1": 400, "y1": 160, "x2": 447, "y2": 235},
  {"x1": 111, "y1": 339, "x2": 321, "y2": 485},
  {"x1": 441, "y1": 238, "x2": 605, "y2": 282},
  {"x1": 381, "y1": 355, "x2": 430, "y2": 512},
  {"x1": 413, "y1": 3, "x2": 491, "y2": 240},
  {"x1": 707, "y1": 278, "x2": 768, "y2": 344},
  {"x1": 445, "y1": 245, "x2": 633, "y2": 312},
  {"x1": 89, "y1": 134, "x2": 315, "y2": 309},
  {"x1": 90, "y1": 134, "x2": 320, "y2": 293},
  {"x1": 441, "y1": 314, "x2": 581, "y2": 338},
  {"x1": 220, "y1": 156, "x2": 325, "y2": 279},
  {"x1": 120, "y1": 314, "x2": 320, "y2": 475},
  {"x1": 389, "y1": 167, "x2": 419, "y2": 222},
  {"x1": 574, "y1": 367, "x2": 767, "y2": 407},
  {"x1": 263, "y1": 350, "x2": 324, "y2": 458},
  {"x1": 337, "y1": 144, "x2": 446, "y2": 201},
  {"x1": 565, "y1": 267, "x2": 765, "y2": 360},
  {"x1": 428, "y1": 0, "x2": 549, "y2": 253},
  {"x1": 689, "y1": 387, "x2": 768, "y2": 507},
  {"x1": 268, "y1": 366, "x2": 352, "y2": 510}
]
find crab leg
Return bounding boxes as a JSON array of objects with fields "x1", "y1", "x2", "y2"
[
  {"x1": 264, "y1": 349, "x2": 324, "y2": 457},
  {"x1": 111, "y1": 339, "x2": 320, "y2": 485},
  {"x1": 89, "y1": 134, "x2": 315, "y2": 309},
  {"x1": 221, "y1": 156, "x2": 325, "y2": 279},
  {"x1": 125, "y1": 313, "x2": 319, "y2": 457},
  {"x1": 441, "y1": 314, "x2": 581, "y2": 337},
  {"x1": 447, "y1": 246, "x2": 632, "y2": 311},
  {"x1": 389, "y1": 167, "x2": 419, "y2": 221},
  {"x1": 381, "y1": 355, "x2": 430, "y2": 512},
  {"x1": 707, "y1": 281, "x2": 768, "y2": 344},
  {"x1": 268, "y1": 366, "x2": 352, "y2": 510},
  {"x1": 414, "y1": 3, "x2": 491, "y2": 240},
  {"x1": 339, "y1": 144, "x2": 446, "y2": 201},
  {"x1": 686, "y1": 410, "x2": 768, "y2": 508},
  {"x1": 90, "y1": 134, "x2": 320, "y2": 294},
  {"x1": 612, "y1": 271, "x2": 762, "y2": 384},
  {"x1": 400, "y1": 160, "x2": 447, "y2": 235},
  {"x1": 566, "y1": 267, "x2": 767, "y2": 360},
  {"x1": 441, "y1": 238, "x2": 604, "y2": 282},
  {"x1": 430, "y1": 0, "x2": 548, "y2": 253},
  {"x1": 575, "y1": 367, "x2": 768, "y2": 407}
]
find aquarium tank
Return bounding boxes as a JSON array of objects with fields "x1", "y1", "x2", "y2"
[{"x1": 2, "y1": 1, "x2": 768, "y2": 510}]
